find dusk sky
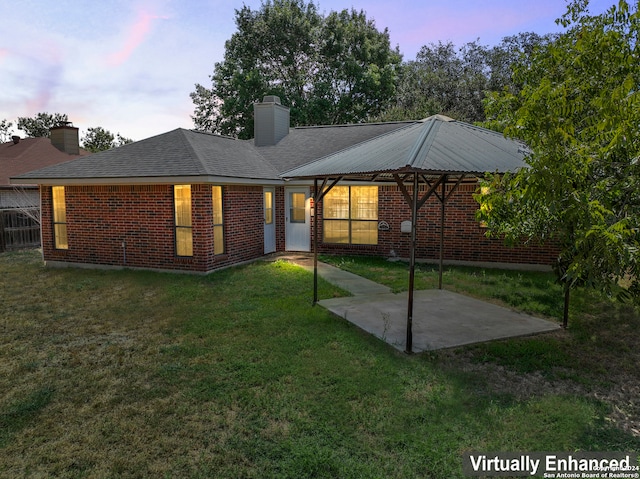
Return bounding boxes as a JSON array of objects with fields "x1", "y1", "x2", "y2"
[{"x1": 1, "y1": 0, "x2": 615, "y2": 142}]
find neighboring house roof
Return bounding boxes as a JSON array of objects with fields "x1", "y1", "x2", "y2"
[
  {"x1": 283, "y1": 115, "x2": 530, "y2": 180},
  {"x1": 1, "y1": 137, "x2": 89, "y2": 187},
  {"x1": 11, "y1": 121, "x2": 416, "y2": 185}
]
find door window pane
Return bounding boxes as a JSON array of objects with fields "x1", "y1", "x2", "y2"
[
  {"x1": 264, "y1": 190, "x2": 273, "y2": 225},
  {"x1": 290, "y1": 192, "x2": 306, "y2": 223}
]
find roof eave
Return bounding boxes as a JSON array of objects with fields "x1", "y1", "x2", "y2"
[{"x1": 10, "y1": 175, "x2": 286, "y2": 186}]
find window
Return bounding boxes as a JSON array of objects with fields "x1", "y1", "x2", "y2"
[
  {"x1": 212, "y1": 186, "x2": 225, "y2": 255},
  {"x1": 52, "y1": 186, "x2": 68, "y2": 249},
  {"x1": 324, "y1": 186, "x2": 378, "y2": 245},
  {"x1": 289, "y1": 192, "x2": 306, "y2": 223},
  {"x1": 174, "y1": 185, "x2": 193, "y2": 257},
  {"x1": 264, "y1": 190, "x2": 273, "y2": 225}
]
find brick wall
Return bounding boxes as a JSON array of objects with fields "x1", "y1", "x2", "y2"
[
  {"x1": 40, "y1": 184, "x2": 267, "y2": 273},
  {"x1": 39, "y1": 180, "x2": 557, "y2": 274},
  {"x1": 314, "y1": 181, "x2": 559, "y2": 266}
]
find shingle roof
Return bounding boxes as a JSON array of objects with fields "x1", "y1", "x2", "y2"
[
  {"x1": 13, "y1": 129, "x2": 280, "y2": 183},
  {"x1": 1, "y1": 137, "x2": 89, "y2": 186},
  {"x1": 10, "y1": 117, "x2": 528, "y2": 185},
  {"x1": 282, "y1": 115, "x2": 530, "y2": 179},
  {"x1": 11, "y1": 122, "x2": 415, "y2": 184},
  {"x1": 257, "y1": 121, "x2": 416, "y2": 172}
]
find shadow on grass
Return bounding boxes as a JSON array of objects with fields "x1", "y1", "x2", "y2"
[{"x1": 0, "y1": 387, "x2": 55, "y2": 447}]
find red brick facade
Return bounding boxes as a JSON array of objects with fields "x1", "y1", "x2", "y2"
[
  {"x1": 41, "y1": 184, "x2": 268, "y2": 273},
  {"x1": 40, "y1": 181, "x2": 557, "y2": 273},
  {"x1": 314, "y1": 182, "x2": 558, "y2": 266}
]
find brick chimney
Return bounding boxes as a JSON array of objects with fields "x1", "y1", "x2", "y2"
[
  {"x1": 253, "y1": 96, "x2": 290, "y2": 146},
  {"x1": 50, "y1": 121, "x2": 80, "y2": 155}
]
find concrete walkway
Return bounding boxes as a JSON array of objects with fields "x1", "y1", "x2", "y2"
[{"x1": 279, "y1": 254, "x2": 560, "y2": 353}]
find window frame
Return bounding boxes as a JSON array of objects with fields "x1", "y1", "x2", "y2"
[
  {"x1": 52, "y1": 186, "x2": 68, "y2": 250},
  {"x1": 212, "y1": 185, "x2": 225, "y2": 255},
  {"x1": 323, "y1": 185, "x2": 378, "y2": 245},
  {"x1": 174, "y1": 185, "x2": 193, "y2": 257}
]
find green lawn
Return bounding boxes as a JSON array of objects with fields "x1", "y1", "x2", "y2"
[{"x1": 1, "y1": 250, "x2": 638, "y2": 478}]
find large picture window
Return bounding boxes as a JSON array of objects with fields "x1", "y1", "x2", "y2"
[
  {"x1": 323, "y1": 186, "x2": 378, "y2": 245},
  {"x1": 212, "y1": 186, "x2": 225, "y2": 255},
  {"x1": 174, "y1": 185, "x2": 193, "y2": 257},
  {"x1": 52, "y1": 186, "x2": 68, "y2": 250}
]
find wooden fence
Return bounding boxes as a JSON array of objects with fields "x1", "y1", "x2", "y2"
[{"x1": 0, "y1": 209, "x2": 41, "y2": 252}]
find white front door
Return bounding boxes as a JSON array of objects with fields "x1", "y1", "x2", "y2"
[
  {"x1": 263, "y1": 187, "x2": 276, "y2": 254},
  {"x1": 285, "y1": 187, "x2": 310, "y2": 251}
]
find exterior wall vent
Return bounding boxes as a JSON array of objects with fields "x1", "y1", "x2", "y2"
[{"x1": 254, "y1": 95, "x2": 290, "y2": 147}]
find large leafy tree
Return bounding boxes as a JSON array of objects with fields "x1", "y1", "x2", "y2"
[
  {"x1": 17, "y1": 112, "x2": 69, "y2": 138},
  {"x1": 81, "y1": 127, "x2": 133, "y2": 152},
  {"x1": 191, "y1": 0, "x2": 401, "y2": 138},
  {"x1": 379, "y1": 34, "x2": 555, "y2": 123},
  {"x1": 477, "y1": 0, "x2": 640, "y2": 325}
]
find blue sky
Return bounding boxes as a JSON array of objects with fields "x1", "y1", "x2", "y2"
[{"x1": 1, "y1": 0, "x2": 615, "y2": 141}]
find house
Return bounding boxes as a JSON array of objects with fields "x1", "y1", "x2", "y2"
[
  {"x1": 1, "y1": 124, "x2": 89, "y2": 251},
  {"x1": 10, "y1": 96, "x2": 557, "y2": 273}
]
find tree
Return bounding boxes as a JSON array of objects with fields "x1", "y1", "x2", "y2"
[
  {"x1": 191, "y1": 0, "x2": 401, "y2": 138},
  {"x1": 0, "y1": 119, "x2": 15, "y2": 142},
  {"x1": 81, "y1": 127, "x2": 133, "y2": 152},
  {"x1": 379, "y1": 34, "x2": 555, "y2": 123},
  {"x1": 17, "y1": 112, "x2": 69, "y2": 138},
  {"x1": 477, "y1": 0, "x2": 640, "y2": 326}
]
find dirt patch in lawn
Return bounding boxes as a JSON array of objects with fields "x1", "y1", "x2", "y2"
[{"x1": 439, "y1": 328, "x2": 640, "y2": 437}]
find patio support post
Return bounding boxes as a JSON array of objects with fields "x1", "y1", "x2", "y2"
[
  {"x1": 406, "y1": 172, "x2": 419, "y2": 354},
  {"x1": 313, "y1": 177, "x2": 319, "y2": 305},
  {"x1": 439, "y1": 175, "x2": 447, "y2": 289}
]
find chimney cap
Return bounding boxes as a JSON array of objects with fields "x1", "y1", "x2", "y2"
[
  {"x1": 11, "y1": 135, "x2": 20, "y2": 144},
  {"x1": 262, "y1": 95, "x2": 281, "y2": 105}
]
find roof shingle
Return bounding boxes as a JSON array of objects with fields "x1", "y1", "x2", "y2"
[{"x1": 1, "y1": 137, "x2": 89, "y2": 186}]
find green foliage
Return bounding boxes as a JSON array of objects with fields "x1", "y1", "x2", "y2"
[
  {"x1": 0, "y1": 119, "x2": 14, "y2": 142},
  {"x1": 16, "y1": 112, "x2": 69, "y2": 138},
  {"x1": 380, "y1": 33, "x2": 555, "y2": 123},
  {"x1": 191, "y1": 0, "x2": 401, "y2": 138},
  {"x1": 81, "y1": 126, "x2": 133, "y2": 152},
  {"x1": 478, "y1": 0, "x2": 640, "y2": 302}
]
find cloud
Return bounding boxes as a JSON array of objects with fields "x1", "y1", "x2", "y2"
[{"x1": 107, "y1": 9, "x2": 168, "y2": 67}]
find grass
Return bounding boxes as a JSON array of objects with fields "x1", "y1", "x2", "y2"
[{"x1": 1, "y1": 250, "x2": 638, "y2": 478}]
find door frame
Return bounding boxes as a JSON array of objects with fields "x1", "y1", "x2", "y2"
[
  {"x1": 284, "y1": 186, "x2": 310, "y2": 252},
  {"x1": 263, "y1": 187, "x2": 276, "y2": 254}
]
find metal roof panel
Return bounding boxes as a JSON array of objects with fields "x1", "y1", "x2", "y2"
[{"x1": 283, "y1": 116, "x2": 529, "y2": 178}]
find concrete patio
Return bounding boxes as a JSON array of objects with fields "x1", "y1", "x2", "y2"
[{"x1": 284, "y1": 256, "x2": 561, "y2": 353}]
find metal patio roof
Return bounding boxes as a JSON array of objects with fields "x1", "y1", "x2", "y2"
[{"x1": 282, "y1": 115, "x2": 530, "y2": 180}]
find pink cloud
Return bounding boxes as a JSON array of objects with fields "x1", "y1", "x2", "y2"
[{"x1": 107, "y1": 10, "x2": 168, "y2": 66}]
